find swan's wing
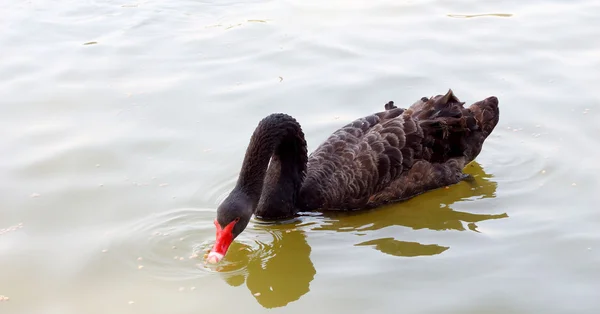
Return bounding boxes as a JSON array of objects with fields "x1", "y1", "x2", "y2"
[
  {"x1": 299, "y1": 105, "x2": 413, "y2": 210},
  {"x1": 299, "y1": 90, "x2": 499, "y2": 211},
  {"x1": 368, "y1": 90, "x2": 500, "y2": 206}
]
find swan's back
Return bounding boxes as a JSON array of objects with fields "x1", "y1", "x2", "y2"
[{"x1": 297, "y1": 89, "x2": 499, "y2": 211}]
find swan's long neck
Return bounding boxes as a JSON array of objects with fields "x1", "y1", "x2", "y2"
[{"x1": 234, "y1": 113, "x2": 308, "y2": 219}]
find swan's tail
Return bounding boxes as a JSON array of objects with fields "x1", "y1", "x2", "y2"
[
  {"x1": 468, "y1": 95, "x2": 500, "y2": 138},
  {"x1": 409, "y1": 89, "x2": 500, "y2": 163}
]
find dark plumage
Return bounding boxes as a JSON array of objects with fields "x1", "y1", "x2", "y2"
[{"x1": 210, "y1": 89, "x2": 500, "y2": 262}]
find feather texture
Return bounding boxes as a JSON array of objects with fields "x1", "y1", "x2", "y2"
[{"x1": 296, "y1": 89, "x2": 500, "y2": 212}]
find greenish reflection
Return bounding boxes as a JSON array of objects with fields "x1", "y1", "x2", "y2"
[
  {"x1": 355, "y1": 238, "x2": 449, "y2": 257},
  {"x1": 218, "y1": 228, "x2": 315, "y2": 309},
  {"x1": 314, "y1": 161, "x2": 506, "y2": 256},
  {"x1": 216, "y1": 161, "x2": 505, "y2": 308}
]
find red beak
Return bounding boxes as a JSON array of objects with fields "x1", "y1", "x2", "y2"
[{"x1": 206, "y1": 219, "x2": 237, "y2": 264}]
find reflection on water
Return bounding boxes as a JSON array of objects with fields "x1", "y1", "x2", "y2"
[
  {"x1": 447, "y1": 13, "x2": 513, "y2": 19},
  {"x1": 218, "y1": 228, "x2": 315, "y2": 309},
  {"x1": 355, "y1": 237, "x2": 449, "y2": 257},
  {"x1": 312, "y1": 161, "x2": 507, "y2": 257},
  {"x1": 208, "y1": 161, "x2": 506, "y2": 308}
]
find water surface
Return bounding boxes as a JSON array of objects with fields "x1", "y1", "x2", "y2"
[{"x1": 1, "y1": 0, "x2": 600, "y2": 313}]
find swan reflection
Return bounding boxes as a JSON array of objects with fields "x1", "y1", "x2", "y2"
[
  {"x1": 217, "y1": 227, "x2": 315, "y2": 309},
  {"x1": 314, "y1": 161, "x2": 506, "y2": 257},
  {"x1": 216, "y1": 161, "x2": 506, "y2": 308}
]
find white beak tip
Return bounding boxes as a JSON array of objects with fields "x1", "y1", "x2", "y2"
[{"x1": 206, "y1": 252, "x2": 224, "y2": 264}]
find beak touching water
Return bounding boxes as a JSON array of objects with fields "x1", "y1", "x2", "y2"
[{"x1": 206, "y1": 218, "x2": 238, "y2": 264}]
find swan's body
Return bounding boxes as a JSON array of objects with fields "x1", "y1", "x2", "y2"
[{"x1": 207, "y1": 89, "x2": 500, "y2": 263}]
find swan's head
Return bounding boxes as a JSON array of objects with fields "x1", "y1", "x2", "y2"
[{"x1": 207, "y1": 192, "x2": 253, "y2": 264}]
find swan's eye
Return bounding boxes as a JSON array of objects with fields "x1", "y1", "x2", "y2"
[{"x1": 234, "y1": 217, "x2": 240, "y2": 223}]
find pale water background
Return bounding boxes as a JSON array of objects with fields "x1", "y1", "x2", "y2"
[{"x1": 1, "y1": 0, "x2": 600, "y2": 313}]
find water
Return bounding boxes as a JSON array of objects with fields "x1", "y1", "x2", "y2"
[{"x1": 1, "y1": 0, "x2": 599, "y2": 313}]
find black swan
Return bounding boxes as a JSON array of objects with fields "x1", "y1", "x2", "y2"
[{"x1": 207, "y1": 89, "x2": 499, "y2": 263}]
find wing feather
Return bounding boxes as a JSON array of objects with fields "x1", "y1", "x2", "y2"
[{"x1": 298, "y1": 90, "x2": 499, "y2": 210}]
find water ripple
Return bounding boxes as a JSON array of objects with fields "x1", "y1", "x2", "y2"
[
  {"x1": 482, "y1": 130, "x2": 552, "y2": 196},
  {"x1": 105, "y1": 207, "x2": 295, "y2": 281}
]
